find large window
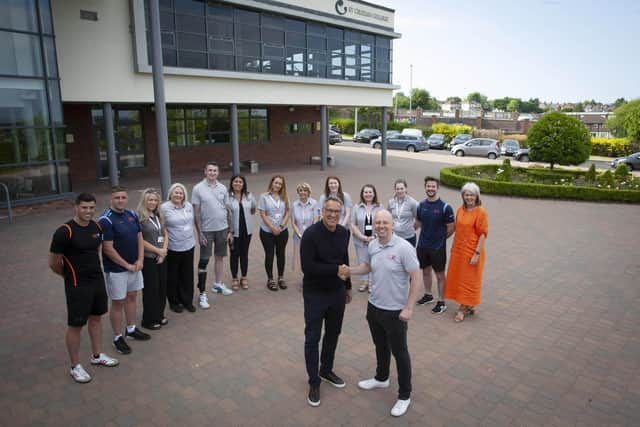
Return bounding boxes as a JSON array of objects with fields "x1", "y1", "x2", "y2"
[
  {"x1": 0, "y1": 0, "x2": 69, "y2": 202},
  {"x1": 166, "y1": 106, "x2": 231, "y2": 147},
  {"x1": 144, "y1": 0, "x2": 393, "y2": 83},
  {"x1": 238, "y1": 108, "x2": 268, "y2": 144}
]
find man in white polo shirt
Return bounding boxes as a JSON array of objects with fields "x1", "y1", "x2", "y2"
[
  {"x1": 193, "y1": 162, "x2": 234, "y2": 309},
  {"x1": 349, "y1": 210, "x2": 423, "y2": 417}
]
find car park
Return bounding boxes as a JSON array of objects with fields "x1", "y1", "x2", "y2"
[
  {"x1": 513, "y1": 148, "x2": 530, "y2": 162},
  {"x1": 372, "y1": 134, "x2": 429, "y2": 152},
  {"x1": 369, "y1": 130, "x2": 400, "y2": 147},
  {"x1": 500, "y1": 139, "x2": 521, "y2": 156},
  {"x1": 426, "y1": 133, "x2": 446, "y2": 149},
  {"x1": 451, "y1": 133, "x2": 472, "y2": 146},
  {"x1": 329, "y1": 129, "x2": 342, "y2": 145},
  {"x1": 353, "y1": 128, "x2": 381, "y2": 144},
  {"x1": 611, "y1": 152, "x2": 640, "y2": 170},
  {"x1": 450, "y1": 138, "x2": 501, "y2": 159}
]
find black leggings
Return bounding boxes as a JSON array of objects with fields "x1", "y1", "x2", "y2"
[
  {"x1": 259, "y1": 228, "x2": 288, "y2": 280},
  {"x1": 230, "y1": 234, "x2": 252, "y2": 278},
  {"x1": 166, "y1": 247, "x2": 194, "y2": 308},
  {"x1": 142, "y1": 257, "x2": 167, "y2": 325}
]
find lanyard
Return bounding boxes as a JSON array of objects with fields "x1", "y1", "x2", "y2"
[
  {"x1": 148, "y1": 215, "x2": 161, "y2": 232},
  {"x1": 395, "y1": 198, "x2": 405, "y2": 219},
  {"x1": 269, "y1": 193, "x2": 281, "y2": 210}
]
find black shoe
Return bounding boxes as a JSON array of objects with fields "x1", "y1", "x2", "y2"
[
  {"x1": 185, "y1": 305, "x2": 196, "y2": 313},
  {"x1": 417, "y1": 294, "x2": 434, "y2": 305},
  {"x1": 113, "y1": 336, "x2": 131, "y2": 354},
  {"x1": 307, "y1": 384, "x2": 320, "y2": 407},
  {"x1": 160, "y1": 317, "x2": 169, "y2": 325},
  {"x1": 432, "y1": 301, "x2": 447, "y2": 314},
  {"x1": 170, "y1": 304, "x2": 183, "y2": 313},
  {"x1": 141, "y1": 323, "x2": 162, "y2": 330},
  {"x1": 319, "y1": 371, "x2": 346, "y2": 388},
  {"x1": 126, "y1": 327, "x2": 151, "y2": 341}
]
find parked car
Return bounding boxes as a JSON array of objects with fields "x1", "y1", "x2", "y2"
[
  {"x1": 450, "y1": 138, "x2": 501, "y2": 159},
  {"x1": 401, "y1": 128, "x2": 424, "y2": 138},
  {"x1": 611, "y1": 152, "x2": 640, "y2": 170},
  {"x1": 451, "y1": 133, "x2": 472, "y2": 146},
  {"x1": 369, "y1": 130, "x2": 400, "y2": 147},
  {"x1": 353, "y1": 128, "x2": 381, "y2": 144},
  {"x1": 329, "y1": 129, "x2": 342, "y2": 145},
  {"x1": 513, "y1": 148, "x2": 530, "y2": 162},
  {"x1": 329, "y1": 124, "x2": 340, "y2": 133},
  {"x1": 426, "y1": 133, "x2": 446, "y2": 149},
  {"x1": 500, "y1": 139, "x2": 521, "y2": 156},
  {"x1": 372, "y1": 134, "x2": 429, "y2": 152}
]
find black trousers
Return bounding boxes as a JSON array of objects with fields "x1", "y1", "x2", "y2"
[
  {"x1": 259, "y1": 228, "x2": 288, "y2": 279},
  {"x1": 230, "y1": 234, "x2": 252, "y2": 278},
  {"x1": 142, "y1": 257, "x2": 167, "y2": 325},
  {"x1": 366, "y1": 302, "x2": 412, "y2": 399},
  {"x1": 166, "y1": 247, "x2": 194, "y2": 308},
  {"x1": 304, "y1": 288, "x2": 346, "y2": 386}
]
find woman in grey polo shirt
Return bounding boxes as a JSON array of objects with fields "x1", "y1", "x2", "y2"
[
  {"x1": 387, "y1": 179, "x2": 419, "y2": 247},
  {"x1": 161, "y1": 183, "x2": 197, "y2": 313},
  {"x1": 316, "y1": 176, "x2": 352, "y2": 227},
  {"x1": 350, "y1": 184, "x2": 384, "y2": 292},
  {"x1": 228, "y1": 175, "x2": 256, "y2": 290},
  {"x1": 291, "y1": 182, "x2": 317, "y2": 275},
  {"x1": 258, "y1": 175, "x2": 290, "y2": 291}
]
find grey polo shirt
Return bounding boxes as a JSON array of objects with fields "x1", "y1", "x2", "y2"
[
  {"x1": 367, "y1": 234, "x2": 420, "y2": 311},
  {"x1": 160, "y1": 201, "x2": 196, "y2": 252},
  {"x1": 350, "y1": 203, "x2": 384, "y2": 248},
  {"x1": 258, "y1": 192, "x2": 289, "y2": 233},
  {"x1": 192, "y1": 179, "x2": 230, "y2": 232},
  {"x1": 140, "y1": 215, "x2": 164, "y2": 258},
  {"x1": 291, "y1": 198, "x2": 317, "y2": 241},
  {"x1": 387, "y1": 195, "x2": 418, "y2": 239}
]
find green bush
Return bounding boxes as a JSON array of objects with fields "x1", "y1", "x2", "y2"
[
  {"x1": 440, "y1": 165, "x2": 640, "y2": 203},
  {"x1": 527, "y1": 112, "x2": 592, "y2": 169},
  {"x1": 431, "y1": 123, "x2": 473, "y2": 141},
  {"x1": 585, "y1": 164, "x2": 597, "y2": 182},
  {"x1": 591, "y1": 137, "x2": 633, "y2": 157},
  {"x1": 496, "y1": 158, "x2": 512, "y2": 182},
  {"x1": 598, "y1": 170, "x2": 615, "y2": 187},
  {"x1": 614, "y1": 163, "x2": 630, "y2": 180}
]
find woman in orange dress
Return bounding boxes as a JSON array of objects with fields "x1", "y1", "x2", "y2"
[{"x1": 444, "y1": 182, "x2": 488, "y2": 322}]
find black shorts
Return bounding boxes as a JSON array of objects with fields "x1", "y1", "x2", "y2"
[
  {"x1": 65, "y1": 278, "x2": 108, "y2": 327},
  {"x1": 417, "y1": 245, "x2": 447, "y2": 272}
]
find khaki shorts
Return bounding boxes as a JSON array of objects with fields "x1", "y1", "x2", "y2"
[
  {"x1": 200, "y1": 229, "x2": 229, "y2": 259},
  {"x1": 105, "y1": 271, "x2": 144, "y2": 301}
]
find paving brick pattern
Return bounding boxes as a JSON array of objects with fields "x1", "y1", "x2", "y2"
[{"x1": 1, "y1": 148, "x2": 639, "y2": 426}]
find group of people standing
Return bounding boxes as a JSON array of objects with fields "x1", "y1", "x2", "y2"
[{"x1": 49, "y1": 161, "x2": 488, "y2": 419}]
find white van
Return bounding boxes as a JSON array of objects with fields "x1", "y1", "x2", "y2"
[{"x1": 401, "y1": 128, "x2": 424, "y2": 138}]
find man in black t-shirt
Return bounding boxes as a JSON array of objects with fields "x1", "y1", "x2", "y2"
[{"x1": 49, "y1": 193, "x2": 119, "y2": 383}]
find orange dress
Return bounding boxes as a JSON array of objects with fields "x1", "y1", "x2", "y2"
[{"x1": 444, "y1": 207, "x2": 488, "y2": 306}]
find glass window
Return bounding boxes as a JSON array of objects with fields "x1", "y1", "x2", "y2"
[
  {"x1": 177, "y1": 32, "x2": 206, "y2": 50},
  {"x1": 174, "y1": 0, "x2": 204, "y2": 16},
  {"x1": 345, "y1": 30, "x2": 360, "y2": 42},
  {"x1": 0, "y1": 127, "x2": 53, "y2": 164},
  {"x1": 163, "y1": 48, "x2": 177, "y2": 66},
  {"x1": 307, "y1": 22, "x2": 326, "y2": 36},
  {"x1": 160, "y1": 11, "x2": 174, "y2": 30},
  {"x1": 263, "y1": 45, "x2": 284, "y2": 58},
  {"x1": 237, "y1": 57, "x2": 260, "y2": 72},
  {"x1": 0, "y1": 163, "x2": 61, "y2": 200},
  {"x1": 178, "y1": 50, "x2": 207, "y2": 68},
  {"x1": 307, "y1": 35, "x2": 325, "y2": 51},
  {"x1": 175, "y1": 14, "x2": 205, "y2": 33},
  {"x1": 47, "y1": 79, "x2": 62, "y2": 126},
  {"x1": 234, "y1": 9, "x2": 259, "y2": 25},
  {"x1": 262, "y1": 27, "x2": 283, "y2": 46},
  {"x1": 0, "y1": 31, "x2": 43, "y2": 77},
  {"x1": 207, "y1": 19, "x2": 233, "y2": 39},
  {"x1": 39, "y1": 0, "x2": 53, "y2": 34},
  {"x1": 208, "y1": 38, "x2": 233, "y2": 53},
  {"x1": 285, "y1": 18, "x2": 305, "y2": 33},
  {"x1": 261, "y1": 14, "x2": 284, "y2": 29},
  {"x1": 235, "y1": 23, "x2": 259, "y2": 41},
  {"x1": 166, "y1": 106, "x2": 231, "y2": 147},
  {"x1": 237, "y1": 40, "x2": 260, "y2": 57},
  {"x1": 208, "y1": 53, "x2": 234, "y2": 70},
  {"x1": 262, "y1": 59, "x2": 284, "y2": 74},
  {"x1": 207, "y1": 2, "x2": 232, "y2": 20},
  {"x1": 0, "y1": 78, "x2": 49, "y2": 127},
  {"x1": 53, "y1": 127, "x2": 67, "y2": 161},
  {"x1": 327, "y1": 27, "x2": 343, "y2": 40},
  {"x1": 285, "y1": 31, "x2": 305, "y2": 48},
  {"x1": 238, "y1": 108, "x2": 268, "y2": 143},
  {"x1": 0, "y1": 0, "x2": 38, "y2": 32}
]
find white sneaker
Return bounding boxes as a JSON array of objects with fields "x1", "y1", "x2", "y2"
[
  {"x1": 391, "y1": 398, "x2": 411, "y2": 417},
  {"x1": 199, "y1": 293, "x2": 210, "y2": 309},
  {"x1": 70, "y1": 364, "x2": 92, "y2": 383},
  {"x1": 212, "y1": 282, "x2": 233, "y2": 296},
  {"x1": 90, "y1": 353, "x2": 119, "y2": 367},
  {"x1": 358, "y1": 377, "x2": 390, "y2": 390}
]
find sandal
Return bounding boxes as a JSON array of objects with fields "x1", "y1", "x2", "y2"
[
  {"x1": 278, "y1": 277, "x2": 287, "y2": 290},
  {"x1": 465, "y1": 306, "x2": 475, "y2": 316},
  {"x1": 358, "y1": 282, "x2": 369, "y2": 292},
  {"x1": 267, "y1": 279, "x2": 278, "y2": 291},
  {"x1": 454, "y1": 310, "x2": 465, "y2": 323},
  {"x1": 240, "y1": 278, "x2": 249, "y2": 289},
  {"x1": 231, "y1": 278, "x2": 240, "y2": 290}
]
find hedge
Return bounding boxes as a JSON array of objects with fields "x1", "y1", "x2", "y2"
[
  {"x1": 590, "y1": 137, "x2": 638, "y2": 157},
  {"x1": 440, "y1": 165, "x2": 640, "y2": 203}
]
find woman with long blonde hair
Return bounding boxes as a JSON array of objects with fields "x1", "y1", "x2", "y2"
[{"x1": 258, "y1": 175, "x2": 290, "y2": 291}]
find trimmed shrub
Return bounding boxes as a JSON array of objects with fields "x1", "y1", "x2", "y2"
[
  {"x1": 440, "y1": 165, "x2": 640, "y2": 203},
  {"x1": 527, "y1": 112, "x2": 592, "y2": 169},
  {"x1": 431, "y1": 123, "x2": 473, "y2": 141},
  {"x1": 585, "y1": 164, "x2": 597, "y2": 182},
  {"x1": 614, "y1": 163, "x2": 630, "y2": 180},
  {"x1": 598, "y1": 170, "x2": 615, "y2": 187},
  {"x1": 591, "y1": 137, "x2": 632, "y2": 157},
  {"x1": 496, "y1": 158, "x2": 512, "y2": 182}
]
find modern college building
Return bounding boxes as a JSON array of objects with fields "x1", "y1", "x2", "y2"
[{"x1": 1, "y1": 0, "x2": 399, "y2": 204}]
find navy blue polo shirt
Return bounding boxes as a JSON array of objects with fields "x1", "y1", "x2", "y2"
[
  {"x1": 416, "y1": 198, "x2": 454, "y2": 250},
  {"x1": 99, "y1": 208, "x2": 141, "y2": 273}
]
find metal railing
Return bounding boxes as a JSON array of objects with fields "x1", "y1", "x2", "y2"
[{"x1": 0, "y1": 183, "x2": 13, "y2": 224}]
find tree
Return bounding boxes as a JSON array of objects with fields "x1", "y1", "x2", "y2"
[
  {"x1": 507, "y1": 99, "x2": 521, "y2": 112},
  {"x1": 608, "y1": 98, "x2": 640, "y2": 142},
  {"x1": 491, "y1": 97, "x2": 511, "y2": 111},
  {"x1": 520, "y1": 98, "x2": 543, "y2": 113},
  {"x1": 446, "y1": 96, "x2": 462, "y2": 103},
  {"x1": 573, "y1": 102, "x2": 584, "y2": 113},
  {"x1": 394, "y1": 92, "x2": 410, "y2": 109},
  {"x1": 613, "y1": 97, "x2": 627, "y2": 109},
  {"x1": 411, "y1": 89, "x2": 439, "y2": 110},
  {"x1": 466, "y1": 92, "x2": 489, "y2": 110},
  {"x1": 527, "y1": 112, "x2": 592, "y2": 170}
]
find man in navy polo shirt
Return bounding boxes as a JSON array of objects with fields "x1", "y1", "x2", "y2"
[
  {"x1": 99, "y1": 186, "x2": 150, "y2": 355},
  {"x1": 415, "y1": 176, "x2": 455, "y2": 314}
]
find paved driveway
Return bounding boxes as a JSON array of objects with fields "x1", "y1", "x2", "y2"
[{"x1": 1, "y1": 148, "x2": 639, "y2": 426}]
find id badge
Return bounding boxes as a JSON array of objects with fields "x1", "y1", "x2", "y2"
[
  {"x1": 183, "y1": 225, "x2": 192, "y2": 232},
  {"x1": 157, "y1": 236, "x2": 164, "y2": 243},
  {"x1": 365, "y1": 225, "x2": 373, "y2": 231},
  {"x1": 274, "y1": 213, "x2": 282, "y2": 221}
]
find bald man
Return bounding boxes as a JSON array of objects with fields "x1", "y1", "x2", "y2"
[{"x1": 349, "y1": 210, "x2": 423, "y2": 417}]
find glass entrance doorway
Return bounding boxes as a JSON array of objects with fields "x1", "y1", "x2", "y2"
[{"x1": 91, "y1": 107, "x2": 146, "y2": 179}]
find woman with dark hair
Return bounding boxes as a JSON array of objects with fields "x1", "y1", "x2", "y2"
[
  {"x1": 350, "y1": 184, "x2": 384, "y2": 292},
  {"x1": 445, "y1": 182, "x2": 488, "y2": 322},
  {"x1": 228, "y1": 175, "x2": 256, "y2": 290},
  {"x1": 316, "y1": 176, "x2": 352, "y2": 227},
  {"x1": 258, "y1": 175, "x2": 290, "y2": 291},
  {"x1": 137, "y1": 188, "x2": 169, "y2": 329}
]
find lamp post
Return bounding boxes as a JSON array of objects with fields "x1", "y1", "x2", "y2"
[{"x1": 409, "y1": 64, "x2": 413, "y2": 123}]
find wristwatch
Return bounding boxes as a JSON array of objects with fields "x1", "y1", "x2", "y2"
[{"x1": 474, "y1": 250, "x2": 480, "y2": 255}]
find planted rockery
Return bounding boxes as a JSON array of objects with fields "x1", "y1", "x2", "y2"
[{"x1": 440, "y1": 160, "x2": 640, "y2": 203}]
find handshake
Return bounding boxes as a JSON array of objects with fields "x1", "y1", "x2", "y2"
[{"x1": 337, "y1": 264, "x2": 351, "y2": 281}]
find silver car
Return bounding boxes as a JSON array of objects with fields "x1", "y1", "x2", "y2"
[{"x1": 450, "y1": 138, "x2": 501, "y2": 159}]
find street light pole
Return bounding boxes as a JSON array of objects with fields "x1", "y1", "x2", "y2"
[{"x1": 409, "y1": 64, "x2": 413, "y2": 122}]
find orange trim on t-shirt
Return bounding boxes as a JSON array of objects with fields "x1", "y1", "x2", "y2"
[
  {"x1": 62, "y1": 255, "x2": 77, "y2": 287},
  {"x1": 62, "y1": 223, "x2": 72, "y2": 239}
]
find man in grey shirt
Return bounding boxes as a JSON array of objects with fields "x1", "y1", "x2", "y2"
[
  {"x1": 349, "y1": 210, "x2": 423, "y2": 417},
  {"x1": 192, "y1": 162, "x2": 233, "y2": 309}
]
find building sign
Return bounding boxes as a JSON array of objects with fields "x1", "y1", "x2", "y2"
[{"x1": 334, "y1": 0, "x2": 391, "y2": 25}]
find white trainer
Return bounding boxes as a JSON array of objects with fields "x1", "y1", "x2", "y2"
[
  {"x1": 90, "y1": 353, "x2": 119, "y2": 367},
  {"x1": 212, "y1": 283, "x2": 233, "y2": 295},
  {"x1": 357, "y1": 377, "x2": 390, "y2": 390},
  {"x1": 391, "y1": 398, "x2": 411, "y2": 417},
  {"x1": 199, "y1": 293, "x2": 210, "y2": 309},
  {"x1": 70, "y1": 364, "x2": 92, "y2": 383}
]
